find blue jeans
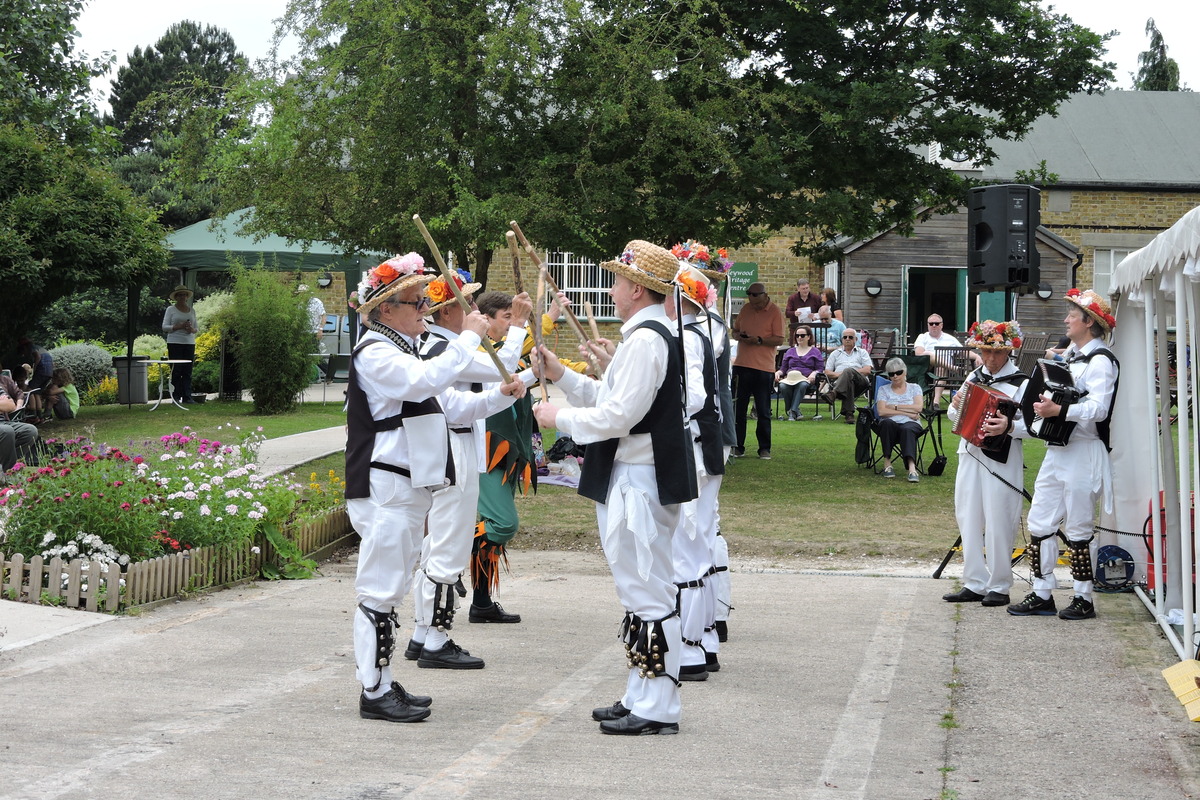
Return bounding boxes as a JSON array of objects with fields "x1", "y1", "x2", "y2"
[{"x1": 780, "y1": 381, "x2": 812, "y2": 415}]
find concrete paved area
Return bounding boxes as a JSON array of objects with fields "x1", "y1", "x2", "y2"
[{"x1": 2, "y1": 549, "x2": 1197, "y2": 800}]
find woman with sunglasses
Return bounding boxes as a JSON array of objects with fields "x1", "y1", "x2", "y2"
[
  {"x1": 875, "y1": 357, "x2": 925, "y2": 482},
  {"x1": 774, "y1": 326, "x2": 824, "y2": 420}
]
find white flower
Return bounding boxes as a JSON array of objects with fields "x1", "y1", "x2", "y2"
[
  {"x1": 200, "y1": 504, "x2": 211, "y2": 516},
  {"x1": 250, "y1": 546, "x2": 261, "y2": 554},
  {"x1": 42, "y1": 531, "x2": 56, "y2": 545},
  {"x1": 173, "y1": 511, "x2": 184, "y2": 520},
  {"x1": 160, "y1": 453, "x2": 172, "y2": 462},
  {"x1": 225, "y1": 504, "x2": 239, "y2": 515}
]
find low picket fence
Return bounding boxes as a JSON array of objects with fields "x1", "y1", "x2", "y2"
[{"x1": 0, "y1": 507, "x2": 354, "y2": 613}]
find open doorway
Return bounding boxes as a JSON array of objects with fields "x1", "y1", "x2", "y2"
[{"x1": 904, "y1": 266, "x2": 969, "y2": 342}]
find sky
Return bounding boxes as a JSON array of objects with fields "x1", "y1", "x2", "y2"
[{"x1": 73, "y1": 0, "x2": 1198, "y2": 104}]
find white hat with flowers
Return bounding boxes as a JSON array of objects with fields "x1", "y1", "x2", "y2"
[
  {"x1": 353, "y1": 253, "x2": 435, "y2": 316},
  {"x1": 673, "y1": 264, "x2": 714, "y2": 311},
  {"x1": 965, "y1": 319, "x2": 1023, "y2": 351}
]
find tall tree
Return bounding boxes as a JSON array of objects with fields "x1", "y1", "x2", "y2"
[
  {"x1": 107, "y1": 20, "x2": 248, "y2": 154},
  {"x1": 204, "y1": 0, "x2": 1112, "y2": 270},
  {"x1": 1133, "y1": 18, "x2": 1183, "y2": 91}
]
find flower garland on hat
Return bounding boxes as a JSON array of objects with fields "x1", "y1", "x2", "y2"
[
  {"x1": 673, "y1": 265, "x2": 713, "y2": 309},
  {"x1": 965, "y1": 319, "x2": 1022, "y2": 350},
  {"x1": 671, "y1": 240, "x2": 733, "y2": 275},
  {"x1": 1065, "y1": 287, "x2": 1116, "y2": 332},
  {"x1": 426, "y1": 268, "x2": 473, "y2": 306}
]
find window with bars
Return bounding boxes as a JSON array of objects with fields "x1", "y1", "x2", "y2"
[{"x1": 543, "y1": 250, "x2": 617, "y2": 320}]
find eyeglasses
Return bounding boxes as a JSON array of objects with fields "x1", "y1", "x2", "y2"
[
  {"x1": 747, "y1": 291, "x2": 765, "y2": 297},
  {"x1": 841, "y1": 335, "x2": 856, "y2": 340},
  {"x1": 796, "y1": 332, "x2": 809, "y2": 338},
  {"x1": 886, "y1": 370, "x2": 905, "y2": 377},
  {"x1": 928, "y1": 321, "x2": 942, "y2": 326},
  {"x1": 389, "y1": 297, "x2": 431, "y2": 310}
]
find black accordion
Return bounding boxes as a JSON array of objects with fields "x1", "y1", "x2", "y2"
[{"x1": 1021, "y1": 359, "x2": 1082, "y2": 446}]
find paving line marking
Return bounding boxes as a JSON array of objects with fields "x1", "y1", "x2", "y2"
[
  {"x1": 395, "y1": 641, "x2": 624, "y2": 799},
  {"x1": 812, "y1": 581, "x2": 917, "y2": 799}
]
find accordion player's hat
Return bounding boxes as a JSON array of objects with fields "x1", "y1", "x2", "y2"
[
  {"x1": 1064, "y1": 288, "x2": 1116, "y2": 334},
  {"x1": 965, "y1": 319, "x2": 1022, "y2": 351}
]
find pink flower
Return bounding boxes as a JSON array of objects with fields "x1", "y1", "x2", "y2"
[
  {"x1": 120, "y1": 502, "x2": 132, "y2": 510},
  {"x1": 81, "y1": 492, "x2": 91, "y2": 499}
]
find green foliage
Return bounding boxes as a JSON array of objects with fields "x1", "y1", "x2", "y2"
[
  {"x1": 47, "y1": 343, "x2": 116, "y2": 391},
  {"x1": 229, "y1": 267, "x2": 312, "y2": 414},
  {"x1": 203, "y1": 0, "x2": 1113, "y2": 269},
  {"x1": 192, "y1": 360, "x2": 220, "y2": 393},
  {"x1": 0, "y1": 124, "x2": 169, "y2": 346},
  {"x1": 260, "y1": 522, "x2": 318, "y2": 580},
  {"x1": 1133, "y1": 18, "x2": 1184, "y2": 91},
  {"x1": 132, "y1": 335, "x2": 168, "y2": 360},
  {"x1": 34, "y1": 286, "x2": 166, "y2": 348},
  {"x1": 1013, "y1": 160, "x2": 1060, "y2": 186},
  {"x1": 193, "y1": 291, "x2": 234, "y2": 335}
]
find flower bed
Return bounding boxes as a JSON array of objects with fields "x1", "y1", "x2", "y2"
[{"x1": 0, "y1": 427, "x2": 353, "y2": 611}]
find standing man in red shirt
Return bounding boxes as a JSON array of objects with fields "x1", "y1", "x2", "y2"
[{"x1": 731, "y1": 282, "x2": 784, "y2": 459}]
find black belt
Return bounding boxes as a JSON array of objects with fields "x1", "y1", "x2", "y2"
[
  {"x1": 369, "y1": 461, "x2": 410, "y2": 478},
  {"x1": 450, "y1": 427, "x2": 472, "y2": 435}
]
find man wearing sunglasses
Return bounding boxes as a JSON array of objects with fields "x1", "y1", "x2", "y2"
[
  {"x1": 731, "y1": 282, "x2": 784, "y2": 458},
  {"x1": 822, "y1": 330, "x2": 872, "y2": 423},
  {"x1": 914, "y1": 315, "x2": 967, "y2": 405}
]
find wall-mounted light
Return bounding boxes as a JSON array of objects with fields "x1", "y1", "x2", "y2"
[
  {"x1": 1036, "y1": 282, "x2": 1053, "y2": 300},
  {"x1": 864, "y1": 279, "x2": 883, "y2": 297},
  {"x1": 317, "y1": 272, "x2": 333, "y2": 288}
]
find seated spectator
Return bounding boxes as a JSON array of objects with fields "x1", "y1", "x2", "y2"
[
  {"x1": 814, "y1": 305, "x2": 847, "y2": 352},
  {"x1": 0, "y1": 375, "x2": 37, "y2": 472},
  {"x1": 774, "y1": 325, "x2": 825, "y2": 420},
  {"x1": 914, "y1": 314, "x2": 976, "y2": 405},
  {"x1": 822, "y1": 329, "x2": 872, "y2": 423},
  {"x1": 820, "y1": 287, "x2": 844, "y2": 321},
  {"x1": 1045, "y1": 334, "x2": 1070, "y2": 361},
  {"x1": 875, "y1": 357, "x2": 925, "y2": 482},
  {"x1": 16, "y1": 338, "x2": 54, "y2": 416},
  {"x1": 44, "y1": 367, "x2": 79, "y2": 420}
]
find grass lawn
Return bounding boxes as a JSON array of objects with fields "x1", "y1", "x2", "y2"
[{"x1": 51, "y1": 397, "x2": 1050, "y2": 565}]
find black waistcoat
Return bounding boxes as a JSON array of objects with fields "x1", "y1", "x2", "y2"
[
  {"x1": 577, "y1": 319, "x2": 698, "y2": 507},
  {"x1": 685, "y1": 320, "x2": 725, "y2": 476}
]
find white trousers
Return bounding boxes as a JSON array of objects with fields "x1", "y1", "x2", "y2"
[
  {"x1": 596, "y1": 462, "x2": 682, "y2": 724},
  {"x1": 1027, "y1": 440, "x2": 1109, "y2": 601},
  {"x1": 411, "y1": 431, "x2": 479, "y2": 637},
  {"x1": 349, "y1": 470, "x2": 432, "y2": 691},
  {"x1": 674, "y1": 466, "x2": 723, "y2": 667},
  {"x1": 954, "y1": 445, "x2": 1023, "y2": 595}
]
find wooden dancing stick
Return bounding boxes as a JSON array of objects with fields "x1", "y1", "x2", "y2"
[
  {"x1": 507, "y1": 220, "x2": 592, "y2": 346},
  {"x1": 412, "y1": 214, "x2": 512, "y2": 383},
  {"x1": 583, "y1": 301, "x2": 602, "y2": 342},
  {"x1": 506, "y1": 231, "x2": 525, "y2": 296},
  {"x1": 531, "y1": 271, "x2": 549, "y2": 403}
]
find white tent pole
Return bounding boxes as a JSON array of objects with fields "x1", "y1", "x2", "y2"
[
  {"x1": 1175, "y1": 272, "x2": 1195, "y2": 655},
  {"x1": 1145, "y1": 286, "x2": 1166, "y2": 620},
  {"x1": 1187, "y1": 278, "x2": 1200, "y2": 658}
]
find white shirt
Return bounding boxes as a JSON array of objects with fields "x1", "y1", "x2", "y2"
[
  {"x1": 555, "y1": 304, "x2": 678, "y2": 465},
  {"x1": 914, "y1": 330, "x2": 963, "y2": 364},
  {"x1": 162, "y1": 306, "x2": 197, "y2": 345},
  {"x1": 1058, "y1": 338, "x2": 1118, "y2": 441}
]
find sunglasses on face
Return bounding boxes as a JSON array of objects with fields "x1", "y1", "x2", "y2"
[
  {"x1": 928, "y1": 321, "x2": 942, "y2": 326},
  {"x1": 886, "y1": 370, "x2": 905, "y2": 377},
  {"x1": 391, "y1": 297, "x2": 431, "y2": 310},
  {"x1": 796, "y1": 332, "x2": 809, "y2": 338},
  {"x1": 842, "y1": 336, "x2": 856, "y2": 341},
  {"x1": 747, "y1": 291, "x2": 764, "y2": 297}
]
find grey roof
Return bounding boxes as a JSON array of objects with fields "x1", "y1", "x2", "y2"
[{"x1": 982, "y1": 91, "x2": 1200, "y2": 188}]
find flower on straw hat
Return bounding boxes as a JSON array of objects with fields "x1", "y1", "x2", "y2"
[
  {"x1": 601, "y1": 240, "x2": 678, "y2": 294},
  {"x1": 1064, "y1": 288, "x2": 1116, "y2": 333},
  {"x1": 355, "y1": 252, "x2": 433, "y2": 315},
  {"x1": 672, "y1": 240, "x2": 733, "y2": 278},
  {"x1": 674, "y1": 264, "x2": 713, "y2": 309},
  {"x1": 965, "y1": 319, "x2": 1022, "y2": 350},
  {"x1": 425, "y1": 269, "x2": 480, "y2": 314}
]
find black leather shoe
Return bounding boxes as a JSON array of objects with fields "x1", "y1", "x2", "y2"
[
  {"x1": 417, "y1": 639, "x2": 485, "y2": 669},
  {"x1": 679, "y1": 663, "x2": 708, "y2": 682},
  {"x1": 592, "y1": 701, "x2": 630, "y2": 722},
  {"x1": 468, "y1": 602, "x2": 522, "y2": 623},
  {"x1": 403, "y1": 638, "x2": 422, "y2": 660},
  {"x1": 359, "y1": 688, "x2": 431, "y2": 722},
  {"x1": 714, "y1": 620, "x2": 728, "y2": 642},
  {"x1": 599, "y1": 713, "x2": 679, "y2": 735},
  {"x1": 980, "y1": 592, "x2": 1010, "y2": 607},
  {"x1": 705, "y1": 651, "x2": 721, "y2": 673},
  {"x1": 390, "y1": 681, "x2": 432, "y2": 708},
  {"x1": 942, "y1": 587, "x2": 985, "y2": 603}
]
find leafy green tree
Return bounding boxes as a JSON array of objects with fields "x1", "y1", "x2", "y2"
[
  {"x1": 32, "y1": 286, "x2": 166, "y2": 346},
  {"x1": 204, "y1": 0, "x2": 1113, "y2": 269},
  {"x1": 1133, "y1": 18, "x2": 1184, "y2": 91}
]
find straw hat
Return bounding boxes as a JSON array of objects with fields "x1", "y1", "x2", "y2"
[
  {"x1": 169, "y1": 285, "x2": 193, "y2": 302},
  {"x1": 601, "y1": 240, "x2": 677, "y2": 294},
  {"x1": 671, "y1": 240, "x2": 732, "y2": 282},
  {"x1": 779, "y1": 370, "x2": 807, "y2": 386},
  {"x1": 1065, "y1": 288, "x2": 1116, "y2": 333},
  {"x1": 355, "y1": 253, "x2": 435, "y2": 316},
  {"x1": 965, "y1": 319, "x2": 1023, "y2": 351},
  {"x1": 673, "y1": 264, "x2": 714, "y2": 311},
  {"x1": 424, "y1": 271, "x2": 481, "y2": 316}
]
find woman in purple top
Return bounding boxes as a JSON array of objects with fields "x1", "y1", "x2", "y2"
[{"x1": 774, "y1": 325, "x2": 825, "y2": 420}]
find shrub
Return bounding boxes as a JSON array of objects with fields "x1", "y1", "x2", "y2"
[
  {"x1": 194, "y1": 292, "x2": 233, "y2": 334},
  {"x1": 194, "y1": 328, "x2": 221, "y2": 363},
  {"x1": 229, "y1": 267, "x2": 311, "y2": 414},
  {"x1": 81, "y1": 375, "x2": 118, "y2": 406},
  {"x1": 132, "y1": 334, "x2": 167, "y2": 360},
  {"x1": 192, "y1": 360, "x2": 220, "y2": 393},
  {"x1": 48, "y1": 343, "x2": 116, "y2": 391}
]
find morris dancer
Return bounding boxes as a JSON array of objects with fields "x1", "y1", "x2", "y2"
[
  {"x1": 943, "y1": 320, "x2": 1026, "y2": 608},
  {"x1": 1008, "y1": 290, "x2": 1118, "y2": 621},
  {"x1": 532, "y1": 240, "x2": 697, "y2": 735},
  {"x1": 346, "y1": 255, "x2": 524, "y2": 722}
]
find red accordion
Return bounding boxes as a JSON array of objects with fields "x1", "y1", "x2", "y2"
[{"x1": 953, "y1": 381, "x2": 1018, "y2": 451}]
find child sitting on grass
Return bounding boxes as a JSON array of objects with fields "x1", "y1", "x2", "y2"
[{"x1": 44, "y1": 367, "x2": 79, "y2": 421}]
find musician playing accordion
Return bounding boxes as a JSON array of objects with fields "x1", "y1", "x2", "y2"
[
  {"x1": 1007, "y1": 289, "x2": 1118, "y2": 621},
  {"x1": 943, "y1": 320, "x2": 1028, "y2": 609}
]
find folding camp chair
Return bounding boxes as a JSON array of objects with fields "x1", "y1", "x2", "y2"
[{"x1": 859, "y1": 374, "x2": 937, "y2": 475}]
